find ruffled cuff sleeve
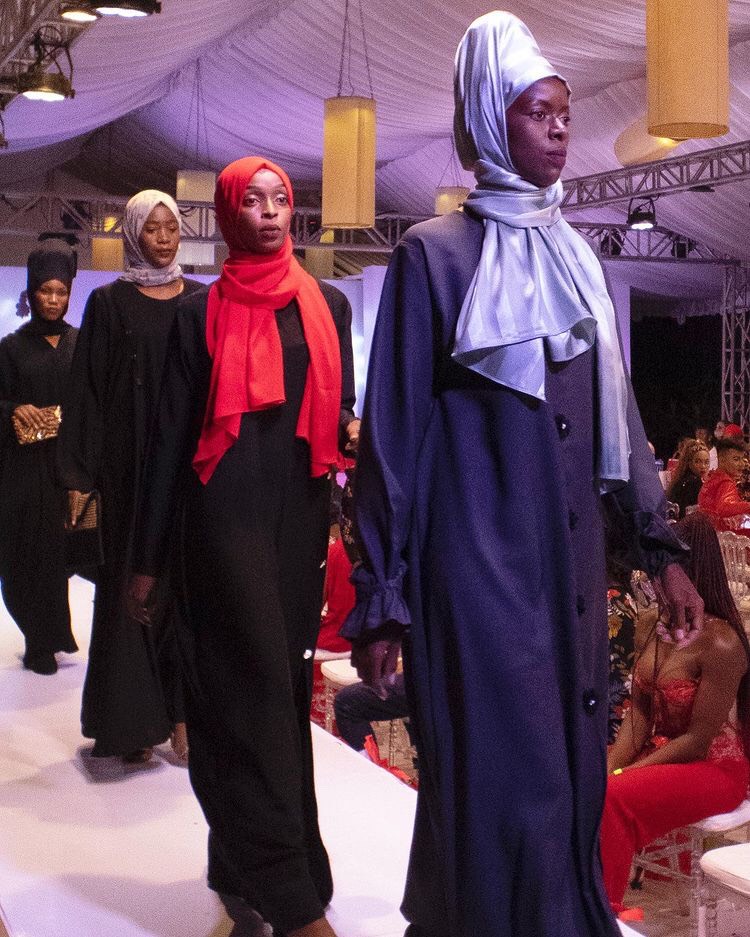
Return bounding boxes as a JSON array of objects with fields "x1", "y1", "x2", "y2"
[
  {"x1": 629, "y1": 510, "x2": 688, "y2": 578},
  {"x1": 340, "y1": 562, "x2": 411, "y2": 642}
]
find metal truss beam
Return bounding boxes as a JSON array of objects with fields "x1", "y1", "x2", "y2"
[
  {"x1": 561, "y1": 140, "x2": 750, "y2": 211},
  {"x1": 722, "y1": 265, "x2": 750, "y2": 427},
  {"x1": 570, "y1": 222, "x2": 736, "y2": 264},
  {"x1": 0, "y1": 193, "x2": 743, "y2": 268}
]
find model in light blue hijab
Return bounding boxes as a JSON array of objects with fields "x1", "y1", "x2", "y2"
[{"x1": 452, "y1": 11, "x2": 630, "y2": 491}]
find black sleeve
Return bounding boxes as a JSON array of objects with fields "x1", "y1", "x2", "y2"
[
  {"x1": 604, "y1": 374, "x2": 688, "y2": 577},
  {"x1": 56, "y1": 289, "x2": 111, "y2": 492},
  {"x1": 132, "y1": 295, "x2": 209, "y2": 577},
  {"x1": 318, "y1": 280, "x2": 357, "y2": 442},
  {"x1": 0, "y1": 337, "x2": 20, "y2": 439}
]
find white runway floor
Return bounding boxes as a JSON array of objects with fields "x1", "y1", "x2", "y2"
[{"x1": 0, "y1": 576, "x2": 641, "y2": 937}]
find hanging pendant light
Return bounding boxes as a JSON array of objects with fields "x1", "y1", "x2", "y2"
[
  {"x1": 646, "y1": 0, "x2": 729, "y2": 139},
  {"x1": 614, "y1": 118, "x2": 680, "y2": 167},
  {"x1": 435, "y1": 186, "x2": 470, "y2": 215},
  {"x1": 322, "y1": 97, "x2": 376, "y2": 228},
  {"x1": 175, "y1": 64, "x2": 217, "y2": 240},
  {"x1": 91, "y1": 237, "x2": 124, "y2": 271},
  {"x1": 321, "y1": 0, "x2": 377, "y2": 229},
  {"x1": 433, "y1": 138, "x2": 471, "y2": 215}
]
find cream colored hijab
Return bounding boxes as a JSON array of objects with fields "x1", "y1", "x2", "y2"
[
  {"x1": 452, "y1": 11, "x2": 630, "y2": 491},
  {"x1": 119, "y1": 189, "x2": 183, "y2": 287}
]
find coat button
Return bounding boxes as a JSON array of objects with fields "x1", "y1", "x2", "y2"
[
  {"x1": 582, "y1": 690, "x2": 598, "y2": 715},
  {"x1": 576, "y1": 595, "x2": 586, "y2": 615},
  {"x1": 555, "y1": 414, "x2": 570, "y2": 439},
  {"x1": 568, "y1": 510, "x2": 578, "y2": 531},
  {"x1": 303, "y1": 649, "x2": 313, "y2": 660}
]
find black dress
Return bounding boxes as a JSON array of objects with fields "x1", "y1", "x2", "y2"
[
  {"x1": 57, "y1": 277, "x2": 202, "y2": 756},
  {"x1": 133, "y1": 282, "x2": 355, "y2": 933},
  {"x1": 667, "y1": 472, "x2": 702, "y2": 519},
  {"x1": 0, "y1": 321, "x2": 78, "y2": 660}
]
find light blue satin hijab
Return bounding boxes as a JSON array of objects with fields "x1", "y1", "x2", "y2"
[{"x1": 452, "y1": 11, "x2": 630, "y2": 490}]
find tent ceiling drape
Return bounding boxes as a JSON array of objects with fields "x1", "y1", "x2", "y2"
[{"x1": 1, "y1": 0, "x2": 750, "y2": 262}]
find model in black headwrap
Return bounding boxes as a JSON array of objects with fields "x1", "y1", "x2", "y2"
[{"x1": 0, "y1": 239, "x2": 79, "y2": 674}]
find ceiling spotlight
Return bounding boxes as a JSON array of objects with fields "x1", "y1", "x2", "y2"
[
  {"x1": 627, "y1": 196, "x2": 657, "y2": 231},
  {"x1": 94, "y1": 0, "x2": 161, "y2": 16},
  {"x1": 18, "y1": 67, "x2": 74, "y2": 101},
  {"x1": 60, "y1": 2, "x2": 100, "y2": 22},
  {"x1": 671, "y1": 236, "x2": 695, "y2": 259},
  {"x1": 16, "y1": 30, "x2": 75, "y2": 102}
]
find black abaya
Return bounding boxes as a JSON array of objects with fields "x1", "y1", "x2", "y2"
[
  {"x1": 133, "y1": 282, "x2": 356, "y2": 933},
  {"x1": 0, "y1": 322, "x2": 78, "y2": 660},
  {"x1": 57, "y1": 278, "x2": 202, "y2": 756}
]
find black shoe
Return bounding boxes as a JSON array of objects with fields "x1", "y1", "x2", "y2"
[{"x1": 23, "y1": 652, "x2": 57, "y2": 675}]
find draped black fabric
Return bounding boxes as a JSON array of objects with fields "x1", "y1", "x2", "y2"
[
  {"x1": 132, "y1": 282, "x2": 355, "y2": 932},
  {"x1": 57, "y1": 278, "x2": 202, "y2": 755},
  {"x1": 0, "y1": 322, "x2": 78, "y2": 658}
]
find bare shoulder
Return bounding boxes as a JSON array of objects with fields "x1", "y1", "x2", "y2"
[{"x1": 702, "y1": 616, "x2": 748, "y2": 674}]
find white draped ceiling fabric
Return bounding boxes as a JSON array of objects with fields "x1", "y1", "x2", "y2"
[{"x1": 1, "y1": 0, "x2": 750, "y2": 265}]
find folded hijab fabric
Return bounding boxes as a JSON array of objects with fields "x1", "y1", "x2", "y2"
[
  {"x1": 24, "y1": 239, "x2": 77, "y2": 335},
  {"x1": 192, "y1": 156, "x2": 341, "y2": 485},
  {"x1": 453, "y1": 10, "x2": 630, "y2": 491},
  {"x1": 119, "y1": 189, "x2": 183, "y2": 287}
]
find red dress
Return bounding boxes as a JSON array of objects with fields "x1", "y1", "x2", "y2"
[
  {"x1": 600, "y1": 672, "x2": 749, "y2": 907},
  {"x1": 698, "y1": 469, "x2": 750, "y2": 532}
]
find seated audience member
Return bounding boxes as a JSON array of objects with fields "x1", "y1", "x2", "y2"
[
  {"x1": 334, "y1": 673, "x2": 410, "y2": 753},
  {"x1": 698, "y1": 436, "x2": 750, "y2": 531},
  {"x1": 601, "y1": 513, "x2": 750, "y2": 916},
  {"x1": 667, "y1": 436, "x2": 692, "y2": 477},
  {"x1": 695, "y1": 426, "x2": 711, "y2": 447},
  {"x1": 709, "y1": 420, "x2": 727, "y2": 470},
  {"x1": 666, "y1": 439, "x2": 710, "y2": 519},
  {"x1": 318, "y1": 533, "x2": 354, "y2": 654}
]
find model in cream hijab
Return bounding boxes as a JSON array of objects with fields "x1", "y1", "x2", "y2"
[
  {"x1": 452, "y1": 11, "x2": 630, "y2": 491},
  {"x1": 119, "y1": 189, "x2": 183, "y2": 288}
]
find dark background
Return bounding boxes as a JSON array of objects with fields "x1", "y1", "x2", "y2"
[{"x1": 630, "y1": 312, "x2": 722, "y2": 462}]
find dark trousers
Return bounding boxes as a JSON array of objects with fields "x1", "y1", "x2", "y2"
[
  {"x1": 1, "y1": 568, "x2": 75, "y2": 658},
  {"x1": 333, "y1": 673, "x2": 409, "y2": 750}
]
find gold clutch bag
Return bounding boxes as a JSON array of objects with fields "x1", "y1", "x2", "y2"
[{"x1": 11, "y1": 405, "x2": 61, "y2": 445}]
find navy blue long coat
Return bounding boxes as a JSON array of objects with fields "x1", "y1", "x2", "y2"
[{"x1": 343, "y1": 210, "x2": 684, "y2": 937}]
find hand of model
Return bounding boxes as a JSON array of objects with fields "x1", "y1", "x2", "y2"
[
  {"x1": 345, "y1": 418, "x2": 361, "y2": 454},
  {"x1": 351, "y1": 636, "x2": 401, "y2": 700},
  {"x1": 127, "y1": 573, "x2": 158, "y2": 626},
  {"x1": 654, "y1": 561, "x2": 705, "y2": 646},
  {"x1": 67, "y1": 489, "x2": 90, "y2": 528},
  {"x1": 13, "y1": 403, "x2": 54, "y2": 433}
]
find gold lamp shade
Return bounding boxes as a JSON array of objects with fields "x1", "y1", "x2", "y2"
[
  {"x1": 647, "y1": 0, "x2": 729, "y2": 140},
  {"x1": 434, "y1": 186, "x2": 470, "y2": 215},
  {"x1": 614, "y1": 118, "x2": 680, "y2": 167},
  {"x1": 91, "y1": 236, "x2": 124, "y2": 271},
  {"x1": 322, "y1": 96, "x2": 376, "y2": 229}
]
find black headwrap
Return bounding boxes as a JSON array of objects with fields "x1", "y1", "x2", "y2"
[{"x1": 24, "y1": 239, "x2": 77, "y2": 336}]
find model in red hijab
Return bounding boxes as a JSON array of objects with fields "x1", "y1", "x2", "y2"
[{"x1": 130, "y1": 157, "x2": 358, "y2": 937}]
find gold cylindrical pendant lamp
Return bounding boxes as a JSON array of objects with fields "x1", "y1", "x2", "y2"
[
  {"x1": 322, "y1": 96, "x2": 376, "y2": 229},
  {"x1": 434, "y1": 186, "x2": 470, "y2": 215},
  {"x1": 304, "y1": 229, "x2": 335, "y2": 279},
  {"x1": 91, "y1": 236, "x2": 124, "y2": 271},
  {"x1": 614, "y1": 119, "x2": 680, "y2": 167},
  {"x1": 646, "y1": 0, "x2": 729, "y2": 139}
]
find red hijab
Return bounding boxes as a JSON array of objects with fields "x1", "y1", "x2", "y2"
[{"x1": 192, "y1": 157, "x2": 342, "y2": 484}]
